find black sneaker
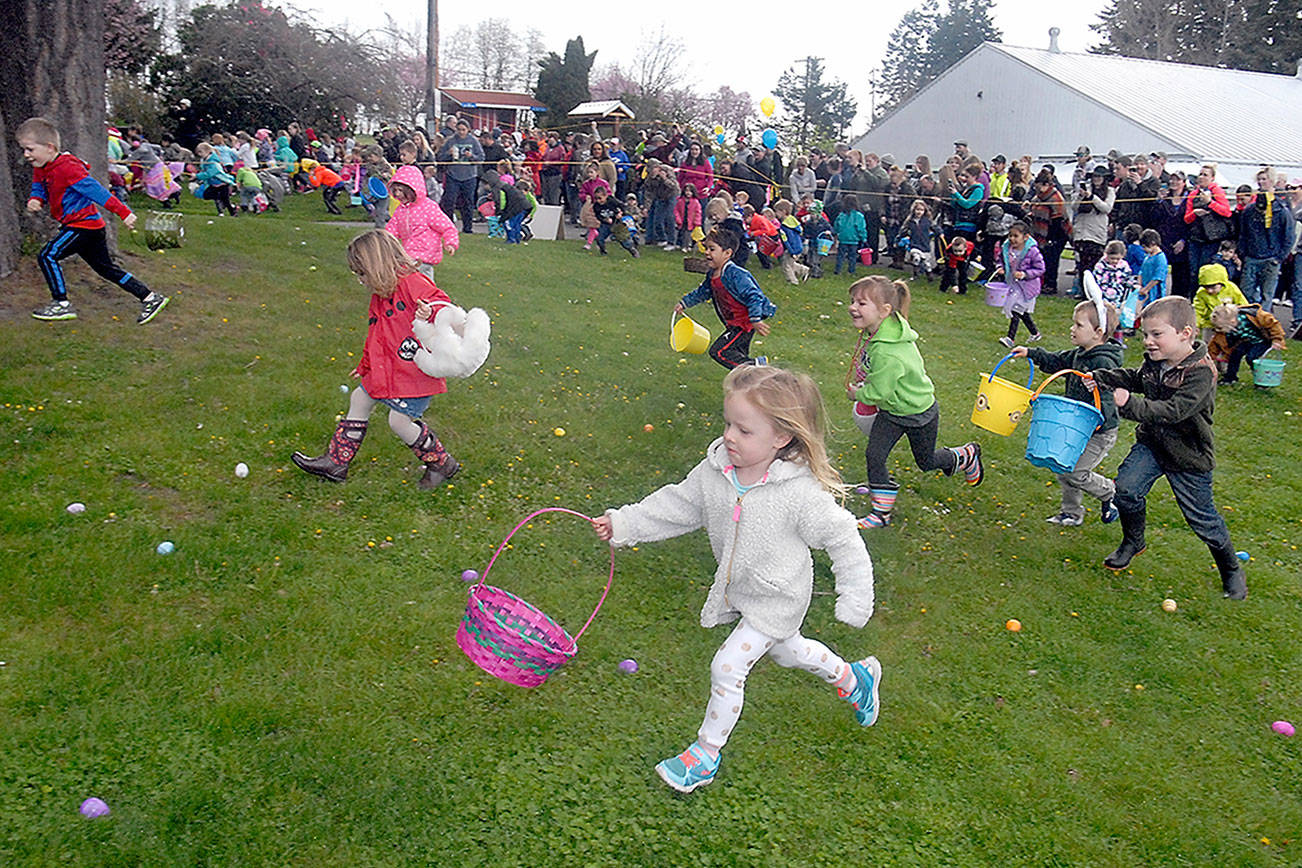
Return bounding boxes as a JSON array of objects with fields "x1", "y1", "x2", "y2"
[
  {"x1": 1099, "y1": 499, "x2": 1119, "y2": 524},
  {"x1": 137, "y1": 294, "x2": 170, "y2": 325},
  {"x1": 32, "y1": 299, "x2": 77, "y2": 321}
]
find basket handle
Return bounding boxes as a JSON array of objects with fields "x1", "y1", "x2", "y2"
[
  {"x1": 477, "y1": 506, "x2": 615, "y2": 644},
  {"x1": 988, "y1": 352, "x2": 1035, "y2": 388},
  {"x1": 1031, "y1": 368, "x2": 1101, "y2": 411}
]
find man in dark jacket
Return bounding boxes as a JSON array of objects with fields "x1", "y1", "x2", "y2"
[{"x1": 1236, "y1": 170, "x2": 1296, "y2": 304}]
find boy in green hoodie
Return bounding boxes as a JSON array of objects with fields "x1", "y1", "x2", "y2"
[{"x1": 847, "y1": 275, "x2": 983, "y2": 528}]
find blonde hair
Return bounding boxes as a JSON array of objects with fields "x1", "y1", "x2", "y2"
[
  {"x1": 16, "y1": 117, "x2": 60, "y2": 148},
  {"x1": 772, "y1": 198, "x2": 793, "y2": 216},
  {"x1": 346, "y1": 229, "x2": 417, "y2": 297},
  {"x1": 722, "y1": 365, "x2": 844, "y2": 496},
  {"x1": 849, "y1": 274, "x2": 912, "y2": 320},
  {"x1": 1074, "y1": 299, "x2": 1120, "y2": 336},
  {"x1": 1210, "y1": 303, "x2": 1240, "y2": 331}
]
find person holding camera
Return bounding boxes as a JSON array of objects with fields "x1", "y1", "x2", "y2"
[
  {"x1": 1071, "y1": 165, "x2": 1115, "y2": 296},
  {"x1": 436, "y1": 118, "x2": 484, "y2": 234}
]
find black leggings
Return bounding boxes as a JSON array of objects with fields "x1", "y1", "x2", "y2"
[
  {"x1": 1007, "y1": 311, "x2": 1039, "y2": 339},
  {"x1": 203, "y1": 183, "x2": 236, "y2": 215},
  {"x1": 865, "y1": 404, "x2": 956, "y2": 489}
]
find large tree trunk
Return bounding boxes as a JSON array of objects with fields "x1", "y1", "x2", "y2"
[{"x1": 0, "y1": 0, "x2": 107, "y2": 277}]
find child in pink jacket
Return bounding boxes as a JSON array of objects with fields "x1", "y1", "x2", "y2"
[
  {"x1": 388, "y1": 165, "x2": 459, "y2": 276},
  {"x1": 675, "y1": 183, "x2": 704, "y2": 252}
]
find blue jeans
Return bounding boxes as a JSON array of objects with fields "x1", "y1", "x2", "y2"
[
  {"x1": 1240, "y1": 256, "x2": 1281, "y2": 304},
  {"x1": 1113, "y1": 442, "x2": 1230, "y2": 549},
  {"x1": 645, "y1": 200, "x2": 665, "y2": 244},
  {"x1": 504, "y1": 212, "x2": 526, "y2": 244},
  {"x1": 1187, "y1": 240, "x2": 1218, "y2": 286},
  {"x1": 1225, "y1": 340, "x2": 1270, "y2": 382},
  {"x1": 834, "y1": 243, "x2": 858, "y2": 274},
  {"x1": 1294, "y1": 257, "x2": 1302, "y2": 330}
]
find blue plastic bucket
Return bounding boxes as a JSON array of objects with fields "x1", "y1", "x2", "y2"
[
  {"x1": 1252, "y1": 357, "x2": 1285, "y2": 387},
  {"x1": 1024, "y1": 369, "x2": 1104, "y2": 475},
  {"x1": 368, "y1": 176, "x2": 389, "y2": 200}
]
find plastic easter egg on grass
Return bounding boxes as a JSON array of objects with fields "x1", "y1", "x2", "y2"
[
  {"x1": 1005, "y1": 618, "x2": 1022, "y2": 632},
  {"x1": 79, "y1": 797, "x2": 110, "y2": 818},
  {"x1": 461, "y1": 569, "x2": 479, "y2": 583},
  {"x1": 553, "y1": 427, "x2": 566, "y2": 437},
  {"x1": 340, "y1": 384, "x2": 350, "y2": 393},
  {"x1": 66, "y1": 502, "x2": 86, "y2": 514},
  {"x1": 1236, "y1": 550, "x2": 1250, "y2": 562},
  {"x1": 1161, "y1": 598, "x2": 1177, "y2": 613},
  {"x1": 643, "y1": 424, "x2": 654, "y2": 432},
  {"x1": 761, "y1": 128, "x2": 778, "y2": 149},
  {"x1": 156, "y1": 541, "x2": 175, "y2": 555},
  {"x1": 618, "y1": 659, "x2": 639, "y2": 673},
  {"x1": 855, "y1": 486, "x2": 870, "y2": 495},
  {"x1": 234, "y1": 462, "x2": 249, "y2": 478},
  {"x1": 1272, "y1": 720, "x2": 1295, "y2": 737}
]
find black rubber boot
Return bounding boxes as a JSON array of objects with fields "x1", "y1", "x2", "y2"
[
  {"x1": 1103, "y1": 510, "x2": 1147, "y2": 570},
  {"x1": 292, "y1": 419, "x2": 367, "y2": 482},
  {"x1": 1211, "y1": 545, "x2": 1248, "y2": 600}
]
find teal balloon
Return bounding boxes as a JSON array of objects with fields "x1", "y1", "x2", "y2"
[
  {"x1": 715, "y1": 133, "x2": 725, "y2": 145},
  {"x1": 761, "y1": 128, "x2": 778, "y2": 149}
]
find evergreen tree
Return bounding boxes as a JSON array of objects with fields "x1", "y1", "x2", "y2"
[
  {"x1": 1092, "y1": 0, "x2": 1302, "y2": 75},
  {"x1": 534, "y1": 37, "x2": 596, "y2": 122},
  {"x1": 873, "y1": 0, "x2": 1000, "y2": 120},
  {"x1": 771, "y1": 58, "x2": 857, "y2": 150}
]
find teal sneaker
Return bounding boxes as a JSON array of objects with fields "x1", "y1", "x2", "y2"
[
  {"x1": 840, "y1": 656, "x2": 881, "y2": 727},
  {"x1": 655, "y1": 742, "x2": 719, "y2": 793}
]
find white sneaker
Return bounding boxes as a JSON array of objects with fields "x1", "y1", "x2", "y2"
[{"x1": 999, "y1": 336, "x2": 1014, "y2": 349}]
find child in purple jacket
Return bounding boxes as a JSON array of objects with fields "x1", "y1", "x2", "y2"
[{"x1": 993, "y1": 221, "x2": 1046, "y2": 347}]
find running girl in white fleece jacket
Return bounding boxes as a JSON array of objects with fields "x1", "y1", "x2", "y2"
[{"x1": 594, "y1": 365, "x2": 879, "y2": 794}]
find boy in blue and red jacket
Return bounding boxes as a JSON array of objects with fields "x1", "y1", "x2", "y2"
[
  {"x1": 675, "y1": 227, "x2": 776, "y2": 369},
  {"x1": 17, "y1": 117, "x2": 168, "y2": 324}
]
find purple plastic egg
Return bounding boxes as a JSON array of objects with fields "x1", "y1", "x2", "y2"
[
  {"x1": 461, "y1": 569, "x2": 479, "y2": 582},
  {"x1": 79, "y1": 797, "x2": 111, "y2": 818},
  {"x1": 618, "y1": 659, "x2": 639, "y2": 673},
  {"x1": 855, "y1": 486, "x2": 870, "y2": 495},
  {"x1": 1272, "y1": 720, "x2": 1295, "y2": 737}
]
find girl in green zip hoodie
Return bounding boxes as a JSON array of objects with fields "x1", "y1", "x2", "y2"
[{"x1": 847, "y1": 276, "x2": 984, "y2": 528}]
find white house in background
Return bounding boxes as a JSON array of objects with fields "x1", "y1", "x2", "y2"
[{"x1": 853, "y1": 32, "x2": 1302, "y2": 187}]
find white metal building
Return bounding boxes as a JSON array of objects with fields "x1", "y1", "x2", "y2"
[{"x1": 854, "y1": 36, "x2": 1302, "y2": 186}]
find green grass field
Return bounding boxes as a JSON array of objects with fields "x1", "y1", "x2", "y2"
[{"x1": 2, "y1": 192, "x2": 1300, "y2": 865}]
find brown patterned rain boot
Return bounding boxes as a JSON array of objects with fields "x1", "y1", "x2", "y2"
[
  {"x1": 409, "y1": 420, "x2": 460, "y2": 490},
  {"x1": 291, "y1": 418, "x2": 367, "y2": 482}
]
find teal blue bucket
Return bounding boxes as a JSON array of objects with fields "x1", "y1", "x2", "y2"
[
  {"x1": 1024, "y1": 369, "x2": 1104, "y2": 475},
  {"x1": 1252, "y1": 357, "x2": 1285, "y2": 387}
]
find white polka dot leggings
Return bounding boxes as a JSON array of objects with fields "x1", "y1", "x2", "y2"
[{"x1": 697, "y1": 619, "x2": 852, "y2": 753}]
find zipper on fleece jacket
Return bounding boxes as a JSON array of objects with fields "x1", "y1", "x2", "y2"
[{"x1": 723, "y1": 493, "x2": 745, "y2": 607}]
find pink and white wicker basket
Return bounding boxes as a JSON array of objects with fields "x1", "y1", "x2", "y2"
[{"x1": 456, "y1": 507, "x2": 615, "y2": 687}]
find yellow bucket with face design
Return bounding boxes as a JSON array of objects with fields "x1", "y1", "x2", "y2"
[
  {"x1": 972, "y1": 353, "x2": 1035, "y2": 436},
  {"x1": 671, "y1": 311, "x2": 711, "y2": 355}
]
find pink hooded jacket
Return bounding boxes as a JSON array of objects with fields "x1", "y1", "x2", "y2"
[{"x1": 387, "y1": 165, "x2": 459, "y2": 266}]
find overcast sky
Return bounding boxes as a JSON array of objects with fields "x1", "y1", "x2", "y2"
[{"x1": 300, "y1": 0, "x2": 1108, "y2": 133}]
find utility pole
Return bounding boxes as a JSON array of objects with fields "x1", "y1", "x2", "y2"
[{"x1": 424, "y1": 0, "x2": 439, "y2": 131}]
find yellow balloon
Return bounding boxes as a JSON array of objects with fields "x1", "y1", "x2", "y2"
[
  {"x1": 760, "y1": 97, "x2": 775, "y2": 117},
  {"x1": 713, "y1": 124, "x2": 724, "y2": 135}
]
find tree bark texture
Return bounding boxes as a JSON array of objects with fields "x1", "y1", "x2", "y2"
[{"x1": 0, "y1": 0, "x2": 107, "y2": 277}]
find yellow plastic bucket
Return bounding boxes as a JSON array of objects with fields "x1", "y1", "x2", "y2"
[
  {"x1": 670, "y1": 311, "x2": 711, "y2": 354},
  {"x1": 971, "y1": 353, "x2": 1035, "y2": 436}
]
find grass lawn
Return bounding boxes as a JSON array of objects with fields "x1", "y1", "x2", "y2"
[{"x1": 1, "y1": 192, "x2": 1300, "y2": 865}]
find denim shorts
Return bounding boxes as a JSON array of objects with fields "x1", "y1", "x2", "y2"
[{"x1": 359, "y1": 384, "x2": 432, "y2": 419}]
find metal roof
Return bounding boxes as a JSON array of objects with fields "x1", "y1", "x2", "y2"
[
  {"x1": 990, "y1": 44, "x2": 1302, "y2": 167},
  {"x1": 438, "y1": 88, "x2": 546, "y2": 112},
  {"x1": 568, "y1": 100, "x2": 636, "y2": 119}
]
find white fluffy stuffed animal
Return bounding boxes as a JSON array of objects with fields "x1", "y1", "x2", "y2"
[{"x1": 411, "y1": 302, "x2": 491, "y2": 379}]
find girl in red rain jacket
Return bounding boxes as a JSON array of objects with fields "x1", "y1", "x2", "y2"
[{"x1": 292, "y1": 230, "x2": 461, "y2": 490}]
